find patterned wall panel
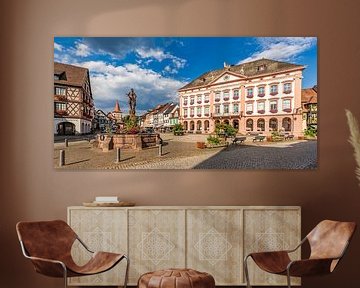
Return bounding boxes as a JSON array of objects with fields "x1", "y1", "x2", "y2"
[
  {"x1": 244, "y1": 209, "x2": 301, "y2": 286},
  {"x1": 187, "y1": 209, "x2": 243, "y2": 285},
  {"x1": 128, "y1": 209, "x2": 186, "y2": 284},
  {"x1": 68, "y1": 208, "x2": 127, "y2": 286}
]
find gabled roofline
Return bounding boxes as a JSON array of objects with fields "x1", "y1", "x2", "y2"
[
  {"x1": 178, "y1": 66, "x2": 305, "y2": 92},
  {"x1": 207, "y1": 70, "x2": 247, "y2": 86}
]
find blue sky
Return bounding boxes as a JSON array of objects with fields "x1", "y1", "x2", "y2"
[{"x1": 54, "y1": 37, "x2": 317, "y2": 114}]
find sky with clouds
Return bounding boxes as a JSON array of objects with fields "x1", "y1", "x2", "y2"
[{"x1": 54, "y1": 37, "x2": 317, "y2": 115}]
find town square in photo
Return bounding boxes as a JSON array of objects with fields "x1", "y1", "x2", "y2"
[{"x1": 53, "y1": 37, "x2": 318, "y2": 169}]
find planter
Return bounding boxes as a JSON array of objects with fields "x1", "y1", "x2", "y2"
[
  {"x1": 298, "y1": 136, "x2": 304, "y2": 140},
  {"x1": 266, "y1": 136, "x2": 272, "y2": 142},
  {"x1": 196, "y1": 142, "x2": 206, "y2": 149}
]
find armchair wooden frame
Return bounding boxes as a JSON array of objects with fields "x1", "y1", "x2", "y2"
[
  {"x1": 16, "y1": 220, "x2": 129, "y2": 288},
  {"x1": 244, "y1": 220, "x2": 356, "y2": 288}
]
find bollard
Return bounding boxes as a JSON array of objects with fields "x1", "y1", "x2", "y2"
[
  {"x1": 59, "y1": 150, "x2": 65, "y2": 167},
  {"x1": 65, "y1": 138, "x2": 68, "y2": 147},
  {"x1": 116, "y1": 147, "x2": 121, "y2": 163},
  {"x1": 158, "y1": 143, "x2": 162, "y2": 156}
]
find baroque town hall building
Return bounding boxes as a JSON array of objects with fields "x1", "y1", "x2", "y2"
[
  {"x1": 178, "y1": 58, "x2": 305, "y2": 136},
  {"x1": 54, "y1": 62, "x2": 94, "y2": 135}
]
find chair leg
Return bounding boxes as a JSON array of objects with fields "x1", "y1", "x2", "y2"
[
  {"x1": 62, "y1": 264, "x2": 68, "y2": 288},
  {"x1": 244, "y1": 255, "x2": 252, "y2": 288},
  {"x1": 286, "y1": 270, "x2": 292, "y2": 288},
  {"x1": 123, "y1": 255, "x2": 130, "y2": 288}
]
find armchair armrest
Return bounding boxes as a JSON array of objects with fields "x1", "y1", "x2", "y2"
[
  {"x1": 19, "y1": 240, "x2": 67, "y2": 277},
  {"x1": 287, "y1": 258, "x2": 336, "y2": 277}
]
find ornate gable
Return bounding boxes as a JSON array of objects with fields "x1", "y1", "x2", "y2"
[{"x1": 210, "y1": 71, "x2": 246, "y2": 85}]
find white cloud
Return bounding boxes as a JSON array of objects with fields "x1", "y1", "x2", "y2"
[
  {"x1": 75, "y1": 42, "x2": 91, "y2": 57},
  {"x1": 239, "y1": 37, "x2": 317, "y2": 63},
  {"x1": 75, "y1": 61, "x2": 186, "y2": 113},
  {"x1": 136, "y1": 47, "x2": 187, "y2": 74},
  {"x1": 136, "y1": 47, "x2": 169, "y2": 61},
  {"x1": 54, "y1": 43, "x2": 63, "y2": 51}
]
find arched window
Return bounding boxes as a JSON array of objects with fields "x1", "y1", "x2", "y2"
[
  {"x1": 183, "y1": 121, "x2": 188, "y2": 131},
  {"x1": 204, "y1": 120, "x2": 210, "y2": 131},
  {"x1": 246, "y1": 119, "x2": 253, "y2": 131},
  {"x1": 233, "y1": 119, "x2": 239, "y2": 130},
  {"x1": 257, "y1": 118, "x2": 265, "y2": 131},
  {"x1": 196, "y1": 120, "x2": 202, "y2": 131},
  {"x1": 282, "y1": 117, "x2": 292, "y2": 132},
  {"x1": 269, "y1": 118, "x2": 278, "y2": 131},
  {"x1": 190, "y1": 121, "x2": 195, "y2": 131}
]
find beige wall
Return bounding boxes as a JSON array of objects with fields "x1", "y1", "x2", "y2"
[{"x1": 1, "y1": 0, "x2": 360, "y2": 288}]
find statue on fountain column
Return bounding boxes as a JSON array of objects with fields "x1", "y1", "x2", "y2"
[{"x1": 127, "y1": 88, "x2": 137, "y2": 119}]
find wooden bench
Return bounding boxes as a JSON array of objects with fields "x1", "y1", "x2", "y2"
[
  {"x1": 253, "y1": 135, "x2": 265, "y2": 142},
  {"x1": 232, "y1": 136, "x2": 246, "y2": 144}
]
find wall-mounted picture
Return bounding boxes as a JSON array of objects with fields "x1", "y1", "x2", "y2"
[{"x1": 54, "y1": 37, "x2": 317, "y2": 170}]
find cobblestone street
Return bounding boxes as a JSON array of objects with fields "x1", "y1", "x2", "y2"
[{"x1": 54, "y1": 134, "x2": 317, "y2": 170}]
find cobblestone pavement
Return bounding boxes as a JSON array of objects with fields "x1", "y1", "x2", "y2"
[
  {"x1": 194, "y1": 140, "x2": 317, "y2": 169},
  {"x1": 54, "y1": 134, "x2": 317, "y2": 170}
]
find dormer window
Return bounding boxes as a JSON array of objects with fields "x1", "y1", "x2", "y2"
[
  {"x1": 54, "y1": 71, "x2": 66, "y2": 81},
  {"x1": 257, "y1": 64, "x2": 266, "y2": 71}
]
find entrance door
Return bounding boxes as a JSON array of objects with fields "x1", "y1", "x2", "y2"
[{"x1": 57, "y1": 122, "x2": 75, "y2": 135}]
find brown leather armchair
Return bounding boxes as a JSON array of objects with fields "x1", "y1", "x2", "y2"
[
  {"x1": 16, "y1": 220, "x2": 129, "y2": 288},
  {"x1": 244, "y1": 220, "x2": 356, "y2": 288}
]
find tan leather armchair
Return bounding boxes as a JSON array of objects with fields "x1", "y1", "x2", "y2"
[
  {"x1": 244, "y1": 220, "x2": 356, "y2": 288},
  {"x1": 16, "y1": 220, "x2": 129, "y2": 288}
]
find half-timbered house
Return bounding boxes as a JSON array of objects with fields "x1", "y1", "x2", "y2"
[{"x1": 54, "y1": 62, "x2": 94, "y2": 135}]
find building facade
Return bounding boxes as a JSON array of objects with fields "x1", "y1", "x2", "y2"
[
  {"x1": 54, "y1": 62, "x2": 94, "y2": 135},
  {"x1": 93, "y1": 109, "x2": 113, "y2": 132},
  {"x1": 301, "y1": 86, "x2": 318, "y2": 131},
  {"x1": 140, "y1": 103, "x2": 179, "y2": 131},
  {"x1": 178, "y1": 59, "x2": 305, "y2": 136}
]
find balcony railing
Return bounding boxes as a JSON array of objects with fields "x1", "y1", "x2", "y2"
[
  {"x1": 215, "y1": 98, "x2": 220, "y2": 102},
  {"x1": 283, "y1": 108, "x2": 292, "y2": 113},
  {"x1": 197, "y1": 114, "x2": 202, "y2": 117},
  {"x1": 246, "y1": 94, "x2": 254, "y2": 98},
  {"x1": 197, "y1": 101, "x2": 202, "y2": 104},
  {"x1": 233, "y1": 96, "x2": 239, "y2": 100},
  {"x1": 204, "y1": 99, "x2": 209, "y2": 103},
  {"x1": 183, "y1": 101, "x2": 188, "y2": 105},
  {"x1": 270, "y1": 91, "x2": 278, "y2": 96},
  {"x1": 270, "y1": 109, "x2": 278, "y2": 113},
  {"x1": 283, "y1": 89, "x2": 292, "y2": 94},
  {"x1": 190, "y1": 100, "x2": 194, "y2": 105},
  {"x1": 190, "y1": 114, "x2": 194, "y2": 117},
  {"x1": 257, "y1": 93, "x2": 265, "y2": 97},
  {"x1": 246, "y1": 111, "x2": 253, "y2": 115},
  {"x1": 257, "y1": 110, "x2": 265, "y2": 114}
]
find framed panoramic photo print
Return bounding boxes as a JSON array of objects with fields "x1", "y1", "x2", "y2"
[{"x1": 53, "y1": 37, "x2": 317, "y2": 170}]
